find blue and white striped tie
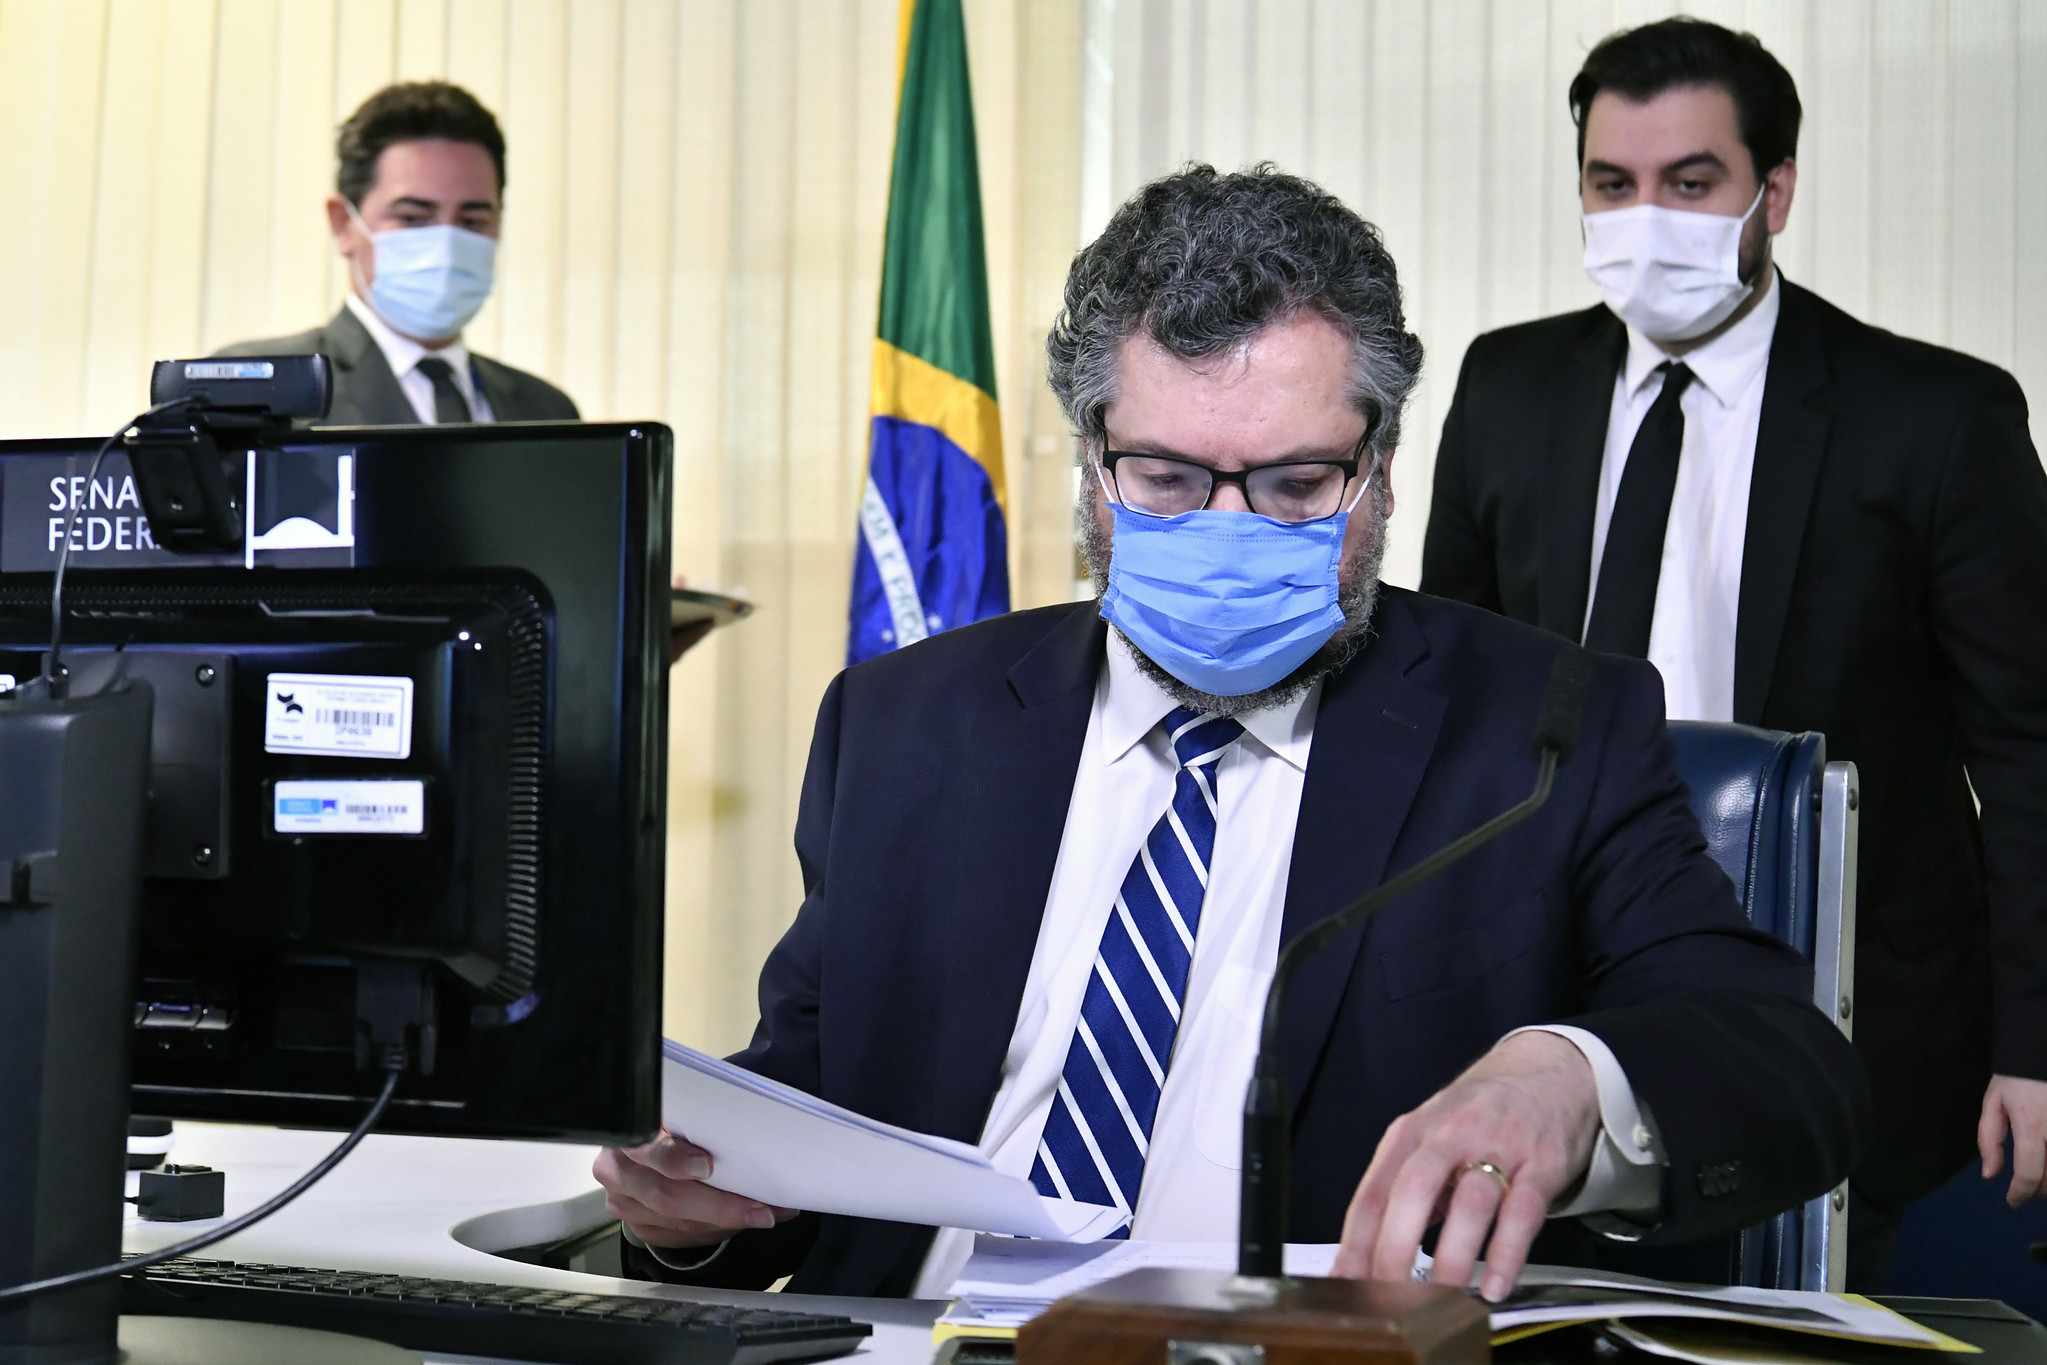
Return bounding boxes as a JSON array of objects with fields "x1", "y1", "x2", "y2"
[{"x1": 1029, "y1": 707, "x2": 1243, "y2": 1231}]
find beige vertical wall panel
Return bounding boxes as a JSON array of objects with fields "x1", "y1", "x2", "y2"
[
  {"x1": 661, "y1": 0, "x2": 739, "y2": 1053},
  {"x1": 713, "y1": 0, "x2": 804, "y2": 1055},
  {"x1": 328, "y1": 1, "x2": 402, "y2": 311},
  {"x1": 82, "y1": 0, "x2": 161, "y2": 419},
  {"x1": 497, "y1": 0, "x2": 569, "y2": 384},
  {"x1": 609, "y1": 0, "x2": 683, "y2": 426},
  {"x1": 0, "y1": 0, "x2": 112, "y2": 432},
  {"x1": 1739, "y1": 3, "x2": 1808, "y2": 280},
  {"x1": 271, "y1": 0, "x2": 340, "y2": 334},
  {"x1": 84, "y1": 0, "x2": 217, "y2": 422},
  {"x1": 1540, "y1": 0, "x2": 1613, "y2": 314},
  {"x1": 1871, "y1": 2, "x2": 1950, "y2": 346},
  {"x1": 396, "y1": 0, "x2": 451, "y2": 78},
  {"x1": 335, "y1": 2, "x2": 400, "y2": 118},
  {"x1": 143, "y1": 0, "x2": 219, "y2": 377},
  {"x1": 1946, "y1": 1, "x2": 2017, "y2": 369},
  {"x1": 1412, "y1": 0, "x2": 1483, "y2": 544},
  {"x1": 1305, "y1": 1, "x2": 1369, "y2": 213},
  {"x1": 2017, "y1": 1, "x2": 2047, "y2": 400},
  {"x1": 1252, "y1": 1, "x2": 1309, "y2": 175},
  {"x1": 201, "y1": 0, "x2": 283, "y2": 349},
  {"x1": 1484, "y1": 2, "x2": 1553, "y2": 335},
  {"x1": 1, "y1": 0, "x2": 1086, "y2": 1053},
  {"x1": 557, "y1": 0, "x2": 624, "y2": 415},
  {"x1": 1804, "y1": 1, "x2": 1871, "y2": 316},
  {"x1": 1085, "y1": 0, "x2": 2047, "y2": 591},
  {"x1": 995, "y1": 0, "x2": 1088, "y2": 609}
]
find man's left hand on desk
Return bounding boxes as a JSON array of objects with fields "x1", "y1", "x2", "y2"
[{"x1": 1333, "y1": 1029, "x2": 1600, "y2": 1302}]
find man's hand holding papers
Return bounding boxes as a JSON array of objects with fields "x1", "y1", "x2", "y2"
[
  {"x1": 591, "y1": 1040, "x2": 1128, "y2": 1259},
  {"x1": 595, "y1": 1133, "x2": 799, "y2": 1252}
]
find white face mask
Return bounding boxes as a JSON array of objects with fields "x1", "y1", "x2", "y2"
[
  {"x1": 1582, "y1": 182, "x2": 1767, "y2": 342},
  {"x1": 346, "y1": 201, "x2": 497, "y2": 342}
]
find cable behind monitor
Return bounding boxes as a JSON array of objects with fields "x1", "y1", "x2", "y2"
[{"x1": 0, "y1": 1070, "x2": 399, "y2": 1305}]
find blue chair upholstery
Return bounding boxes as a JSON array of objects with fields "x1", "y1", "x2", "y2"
[{"x1": 1669, "y1": 721, "x2": 1858, "y2": 1292}]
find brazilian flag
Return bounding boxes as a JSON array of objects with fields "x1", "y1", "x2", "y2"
[{"x1": 847, "y1": 0, "x2": 1008, "y2": 665}]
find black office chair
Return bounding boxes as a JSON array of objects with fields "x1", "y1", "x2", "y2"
[{"x1": 1669, "y1": 721, "x2": 1859, "y2": 1292}]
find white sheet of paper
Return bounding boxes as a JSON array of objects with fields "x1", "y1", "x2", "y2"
[
  {"x1": 1491, "y1": 1269, "x2": 1949, "y2": 1348},
  {"x1": 939, "y1": 1236, "x2": 1343, "y2": 1331},
  {"x1": 658, "y1": 1040, "x2": 1125, "y2": 1242},
  {"x1": 950, "y1": 1234, "x2": 1339, "y2": 1302}
]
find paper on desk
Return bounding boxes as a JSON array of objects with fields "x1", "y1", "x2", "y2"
[
  {"x1": 936, "y1": 1235, "x2": 1342, "y2": 1336},
  {"x1": 1490, "y1": 1270, "x2": 1970, "y2": 1351},
  {"x1": 659, "y1": 1040, "x2": 1126, "y2": 1242},
  {"x1": 935, "y1": 1242, "x2": 1972, "y2": 1353}
]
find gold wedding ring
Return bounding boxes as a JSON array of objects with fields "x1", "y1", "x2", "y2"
[{"x1": 1463, "y1": 1159, "x2": 1511, "y2": 1194}]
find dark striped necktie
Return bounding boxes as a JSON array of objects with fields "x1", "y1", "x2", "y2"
[{"x1": 1028, "y1": 707, "x2": 1243, "y2": 1233}]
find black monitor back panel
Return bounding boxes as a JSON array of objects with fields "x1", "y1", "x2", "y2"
[{"x1": 0, "y1": 423, "x2": 670, "y2": 1146}]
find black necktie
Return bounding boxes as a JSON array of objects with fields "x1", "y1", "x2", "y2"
[
  {"x1": 414, "y1": 356, "x2": 473, "y2": 424},
  {"x1": 1583, "y1": 362, "x2": 1695, "y2": 657}
]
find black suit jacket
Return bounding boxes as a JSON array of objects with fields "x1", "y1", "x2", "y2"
[
  {"x1": 631, "y1": 593, "x2": 1866, "y2": 1296},
  {"x1": 1421, "y1": 279, "x2": 2047, "y2": 1209},
  {"x1": 216, "y1": 306, "x2": 578, "y2": 425}
]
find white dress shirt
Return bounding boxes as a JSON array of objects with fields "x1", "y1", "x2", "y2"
[
  {"x1": 344, "y1": 293, "x2": 495, "y2": 424},
  {"x1": 910, "y1": 630, "x2": 1660, "y2": 1296},
  {"x1": 1584, "y1": 271, "x2": 1781, "y2": 722}
]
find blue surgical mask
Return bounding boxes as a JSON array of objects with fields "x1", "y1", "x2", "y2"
[
  {"x1": 349, "y1": 203, "x2": 497, "y2": 341},
  {"x1": 1098, "y1": 469, "x2": 1370, "y2": 697}
]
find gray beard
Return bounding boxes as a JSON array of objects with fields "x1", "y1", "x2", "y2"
[{"x1": 1077, "y1": 479, "x2": 1390, "y2": 720}]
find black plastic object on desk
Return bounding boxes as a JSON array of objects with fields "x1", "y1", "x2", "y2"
[{"x1": 120, "y1": 1258, "x2": 871, "y2": 1365}]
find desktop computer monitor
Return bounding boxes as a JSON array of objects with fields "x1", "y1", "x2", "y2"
[{"x1": 0, "y1": 421, "x2": 671, "y2": 1146}]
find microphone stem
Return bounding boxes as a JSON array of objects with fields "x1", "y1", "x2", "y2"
[
  {"x1": 1236, "y1": 747, "x2": 1558, "y2": 1278},
  {"x1": 1238, "y1": 1055, "x2": 1290, "y2": 1278}
]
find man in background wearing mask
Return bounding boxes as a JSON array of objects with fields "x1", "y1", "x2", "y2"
[
  {"x1": 593, "y1": 165, "x2": 1865, "y2": 1302},
  {"x1": 1422, "y1": 17, "x2": 2047, "y2": 1290},
  {"x1": 218, "y1": 81, "x2": 577, "y2": 425}
]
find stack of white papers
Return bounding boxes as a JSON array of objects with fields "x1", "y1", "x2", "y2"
[
  {"x1": 658, "y1": 1040, "x2": 1126, "y2": 1241},
  {"x1": 1491, "y1": 1270, "x2": 1972, "y2": 1352},
  {"x1": 937, "y1": 1236, "x2": 1341, "y2": 1335}
]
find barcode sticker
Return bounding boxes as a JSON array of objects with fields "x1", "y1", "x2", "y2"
[
  {"x1": 274, "y1": 779, "x2": 425, "y2": 835},
  {"x1": 265, "y1": 673, "x2": 413, "y2": 759}
]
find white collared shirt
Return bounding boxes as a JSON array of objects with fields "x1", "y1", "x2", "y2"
[
  {"x1": 1584, "y1": 272, "x2": 1781, "y2": 722},
  {"x1": 344, "y1": 293, "x2": 495, "y2": 424},
  {"x1": 910, "y1": 629, "x2": 1658, "y2": 1296}
]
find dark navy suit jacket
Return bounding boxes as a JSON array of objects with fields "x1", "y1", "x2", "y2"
[{"x1": 637, "y1": 589, "x2": 1867, "y2": 1296}]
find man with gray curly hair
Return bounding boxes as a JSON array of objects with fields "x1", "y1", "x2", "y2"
[
  {"x1": 1057, "y1": 165, "x2": 1419, "y2": 720},
  {"x1": 597, "y1": 165, "x2": 1865, "y2": 1304}
]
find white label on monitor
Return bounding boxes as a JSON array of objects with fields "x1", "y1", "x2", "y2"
[
  {"x1": 274, "y1": 780, "x2": 425, "y2": 835},
  {"x1": 185, "y1": 360, "x2": 273, "y2": 380},
  {"x1": 264, "y1": 672, "x2": 413, "y2": 759}
]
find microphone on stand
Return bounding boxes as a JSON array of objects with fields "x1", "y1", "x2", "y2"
[{"x1": 1238, "y1": 646, "x2": 1596, "y2": 1278}]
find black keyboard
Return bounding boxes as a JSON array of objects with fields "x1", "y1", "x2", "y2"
[{"x1": 119, "y1": 1257, "x2": 872, "y2": 1364}]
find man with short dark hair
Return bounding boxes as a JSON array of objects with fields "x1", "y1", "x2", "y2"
[
  {"x1": 219, "y1": 81, "x2": 577, "y2": 424},
  {"x1": 593, "y1": 165, "x2": 1866, "y2": 1301},
  {"x1": 1422, "y1": 16, "x2": 2047, "y2": 1288}
]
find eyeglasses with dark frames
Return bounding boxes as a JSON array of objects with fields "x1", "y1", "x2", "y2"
[{"x1": 1100, "y1": 429, "x2": 1376, "y2": 524}]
